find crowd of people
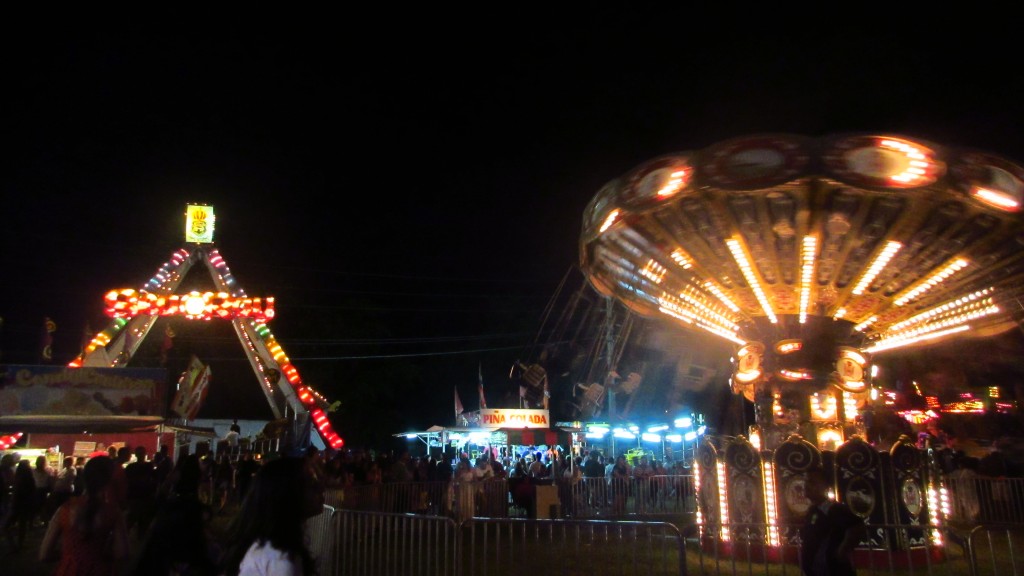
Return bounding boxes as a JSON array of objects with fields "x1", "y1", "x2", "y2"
[
  {"x1": 4, "y1": 428, "x2": 1021, "y2": 575},
  {"x1": 1, "y1": 442, "x2": 326, "y2": 576}
]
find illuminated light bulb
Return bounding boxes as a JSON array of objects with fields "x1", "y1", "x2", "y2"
[
  {"x1": 877, "y1": 138, "x2": 936, "y2": 185},
  {"x1": 693, "y1": 461, "x2": 704, "y2": 528},
  {"x1": 776, "y1": 340, "x2": 802, "y2": 354},
  {"x1": 762, "y1": 462, "x2": 780, "y2": 546},
  {"x1": 670, "y1": 248, "x2": 694, "y2": 269},
  {"x1": 853, "y1": 316, "x2": 877, "y2": 332},
  {"x1": 800, "y1": 236, "x2": 817, "y2": 323},
  {"x1": 599, "y1": 209, "x2": 620, "y2": 233},
  {"x1": 852, "y1": 241, "x2": 902, "y2": 295},
  {"x1": 726, "y1": 238, "x2": 777, "y2": 323},
  {"x1": 702, "y1": 281, "x2": 741, "y2": 312},
  {"x1": 779, "y1": 369, "x2": 813, "y2": 381},
  {"x1": 973, "y1": 186, "x2": 1021, "y2": 211},
  {"x1": 641, "y1": 259, "x2": 667, "y2": 284},
  {"x1": 894, "y1": 259, "x2": 969, "y2": 306},
  {"x1": 653, "y1": 169, "x2": 689, "y2": 198},
  {"x1": 865, "y1": 325, "x2": 971, "y2": 353},
  {"x1": 811, "y1": 393, "x2": 837, "y2": 419},
  {"x1": 716, "y1": 460, "x2": 730, "y2": 541}
]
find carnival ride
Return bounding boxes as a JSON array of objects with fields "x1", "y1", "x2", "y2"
[
  {"x1": 578, "y1": 133, "x2": 1024, "y2": 560},
  {"x1": 68, "y1": 205, "x2": 343, "y2": 450}
]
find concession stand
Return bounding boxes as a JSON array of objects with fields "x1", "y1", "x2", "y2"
[
  {"x1": 397, "y1": 408, "x2": 572, "y2": 463},
  {"x1": 0, "y1": 364, "x2": 176, "y2": 460}
]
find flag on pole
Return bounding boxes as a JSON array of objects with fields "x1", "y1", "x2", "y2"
[
  {"x1": 41, "y1": 317, "x2": 56, "y2": 362},
  {"x1": 81, "y1": 323, "x2": 92, "y2": 356},
  {"x1": 119, "y1": 326, "x2": 134, "y2": 363},
  {"x1": 478, "y1": 362, "x2": 487, "y2": 409},
  {"x1": 454, "y1": 386, "x2": 464, "y2": 422},
  {"x1": 160, "y1": 325, "x2": 175, "y2": 366}
]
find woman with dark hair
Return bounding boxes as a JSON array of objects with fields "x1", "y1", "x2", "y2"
[
  {"x1": 3, "y1": 459, "x2": 36, "y2": 551},
  {"x1": 219, "y1": 456, "x2": 324, "y2": 576},
  {"x1": 39, "y1": 455, "x2": 129, "y2": 575},
  {"x1": 131, "y1": 454, "x2": 219, "y2": 576}
]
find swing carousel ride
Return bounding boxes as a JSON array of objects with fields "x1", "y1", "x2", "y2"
[{"x1": 579, "y1": 132, "x2": 1024, "y2": 558}]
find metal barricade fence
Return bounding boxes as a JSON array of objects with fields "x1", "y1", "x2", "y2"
[
  {"x1": 318, "y1": 476, "x2": 1024, "y2": 575},
  {"x1": 966, "y1": 524, "x2": 1023, "y2": 576},
  {"x1": 306, "y1": 504, "x2": 338, "y2": 576},
  {"x1": 331, "y1": 480, "x2": 511, "y2": 518},
  {"x1": 332, "y1": 481, "x2": 451, "y2": 514},
  {"x1": 460, "y1": 517, "x2": 686, "y2": 576},
  {"x1": 334, "y1": 509, "x2": 459, "y2": 576},
  {"x1": 559, "y1": 475, "x2": 696, "y2": 518},
  {"x1": 945, "y1": 476, "x2": 1024, "y2": 526},
  {"x1": 312, "y1": 510, "x2": 1024, "y2": 575}
]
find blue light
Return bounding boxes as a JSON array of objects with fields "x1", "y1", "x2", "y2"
[
  {"x1": 613, "y1": 428, "x2": 636, "y2": 439},
  {"x1": 674, "y1": 417, "x2": 693, "y2": 428}
]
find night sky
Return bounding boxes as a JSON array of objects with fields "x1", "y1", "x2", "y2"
[{"x1": 3, "y1": 13, "x2": 1023, "y2": 448}]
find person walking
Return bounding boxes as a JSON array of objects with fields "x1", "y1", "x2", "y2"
[
  {"x1": 39, "y1": 455, "x2": 130, "y2": 575},
  {"x1": 131, "y1": 454, "x2": 219, "y2": 576},
  {"x1": 219, "y1": 456, "x2": 324, "y2": 576},
  {"x1": 3, "y1": 460, "x2": 36, "y2": 551},
  {"x1": 31, "y1": 455, "x2": 55, "y2": 527},
  {"x1": 799, "y1": 467, "x2": 866, "y2": 576}
]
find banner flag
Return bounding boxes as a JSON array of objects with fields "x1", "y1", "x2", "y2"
[
  {"x1": 41, "y1": 317, "x2": 56, "y2": 362},
  {"x1": 171, "y1": 354, "x2": 212, "y2": 420},
  {"x1": 160, "y1": 325, "x2": 175, "y2": 366},
  {"x1": 455, "y1": 386, "x2": 464, "y2": 422},
  {"x1": 478, "y1": 362, "x2": 487, "y2": 409}
]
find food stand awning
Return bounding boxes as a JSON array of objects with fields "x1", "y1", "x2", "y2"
[{"x1": 395, "y1": 425, "x2": 572, "y2": 449}]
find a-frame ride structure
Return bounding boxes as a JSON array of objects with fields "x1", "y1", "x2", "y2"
[{"x1": 67, "y1": 205, "x2": 343, "y2": 449}]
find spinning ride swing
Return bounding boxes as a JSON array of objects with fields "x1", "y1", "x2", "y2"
[{"x1": 579, "y1": 132, "x2": 1024, "y2": 562}]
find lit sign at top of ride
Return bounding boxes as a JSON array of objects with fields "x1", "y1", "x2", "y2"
[
  {"x1": 103, "y1": 289, "x2": 275, "y2": 322},
  {"x1": 185, "y1": 204, "x2": 215, "y2": 244}
]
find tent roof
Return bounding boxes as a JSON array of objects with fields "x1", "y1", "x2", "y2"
[{"x1": 0, "y1": 415, "x2": 166, "y2": 434}]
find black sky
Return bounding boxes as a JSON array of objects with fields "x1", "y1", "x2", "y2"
[{"x1": 3, "y1": 12, "x2": 1023, "y2": 447}]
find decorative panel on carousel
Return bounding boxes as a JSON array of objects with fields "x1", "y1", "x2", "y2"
[
  {"x1": 724, "y1": 436, "x2": 766, "y2": 543},
  {"x1": 695, "y1": 438, "x2": 722, "y2": 538},
  {"x1": 888, "y1": 436, "x2": 929, "y2": 549},
  {"x1": 772, "y1": 435, "x2": 821, "y2": 544},
  {"x1": 835, "y1": 436, "x2": 884, "y2": 548}
]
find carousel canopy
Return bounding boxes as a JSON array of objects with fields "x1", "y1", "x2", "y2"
[{"x1": 580, "y1": 133, "x2": 1024, "y2": 355}]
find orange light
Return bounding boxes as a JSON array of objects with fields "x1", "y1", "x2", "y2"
[
  {"x1": 973, "y1": 187, "x2": 1021, "y2": 211},
  {"x1": 103, "y1": 289, "x2": 276, "y2": 321}
]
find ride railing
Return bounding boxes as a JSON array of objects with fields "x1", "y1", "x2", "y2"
[{"x1": 690, "y1": 521, "x2": 1024, "y2": 576}]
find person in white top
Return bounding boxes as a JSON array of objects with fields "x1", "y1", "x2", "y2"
[{"x1": 219, "y1": 456, "x2": 325, "y2": 576}]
